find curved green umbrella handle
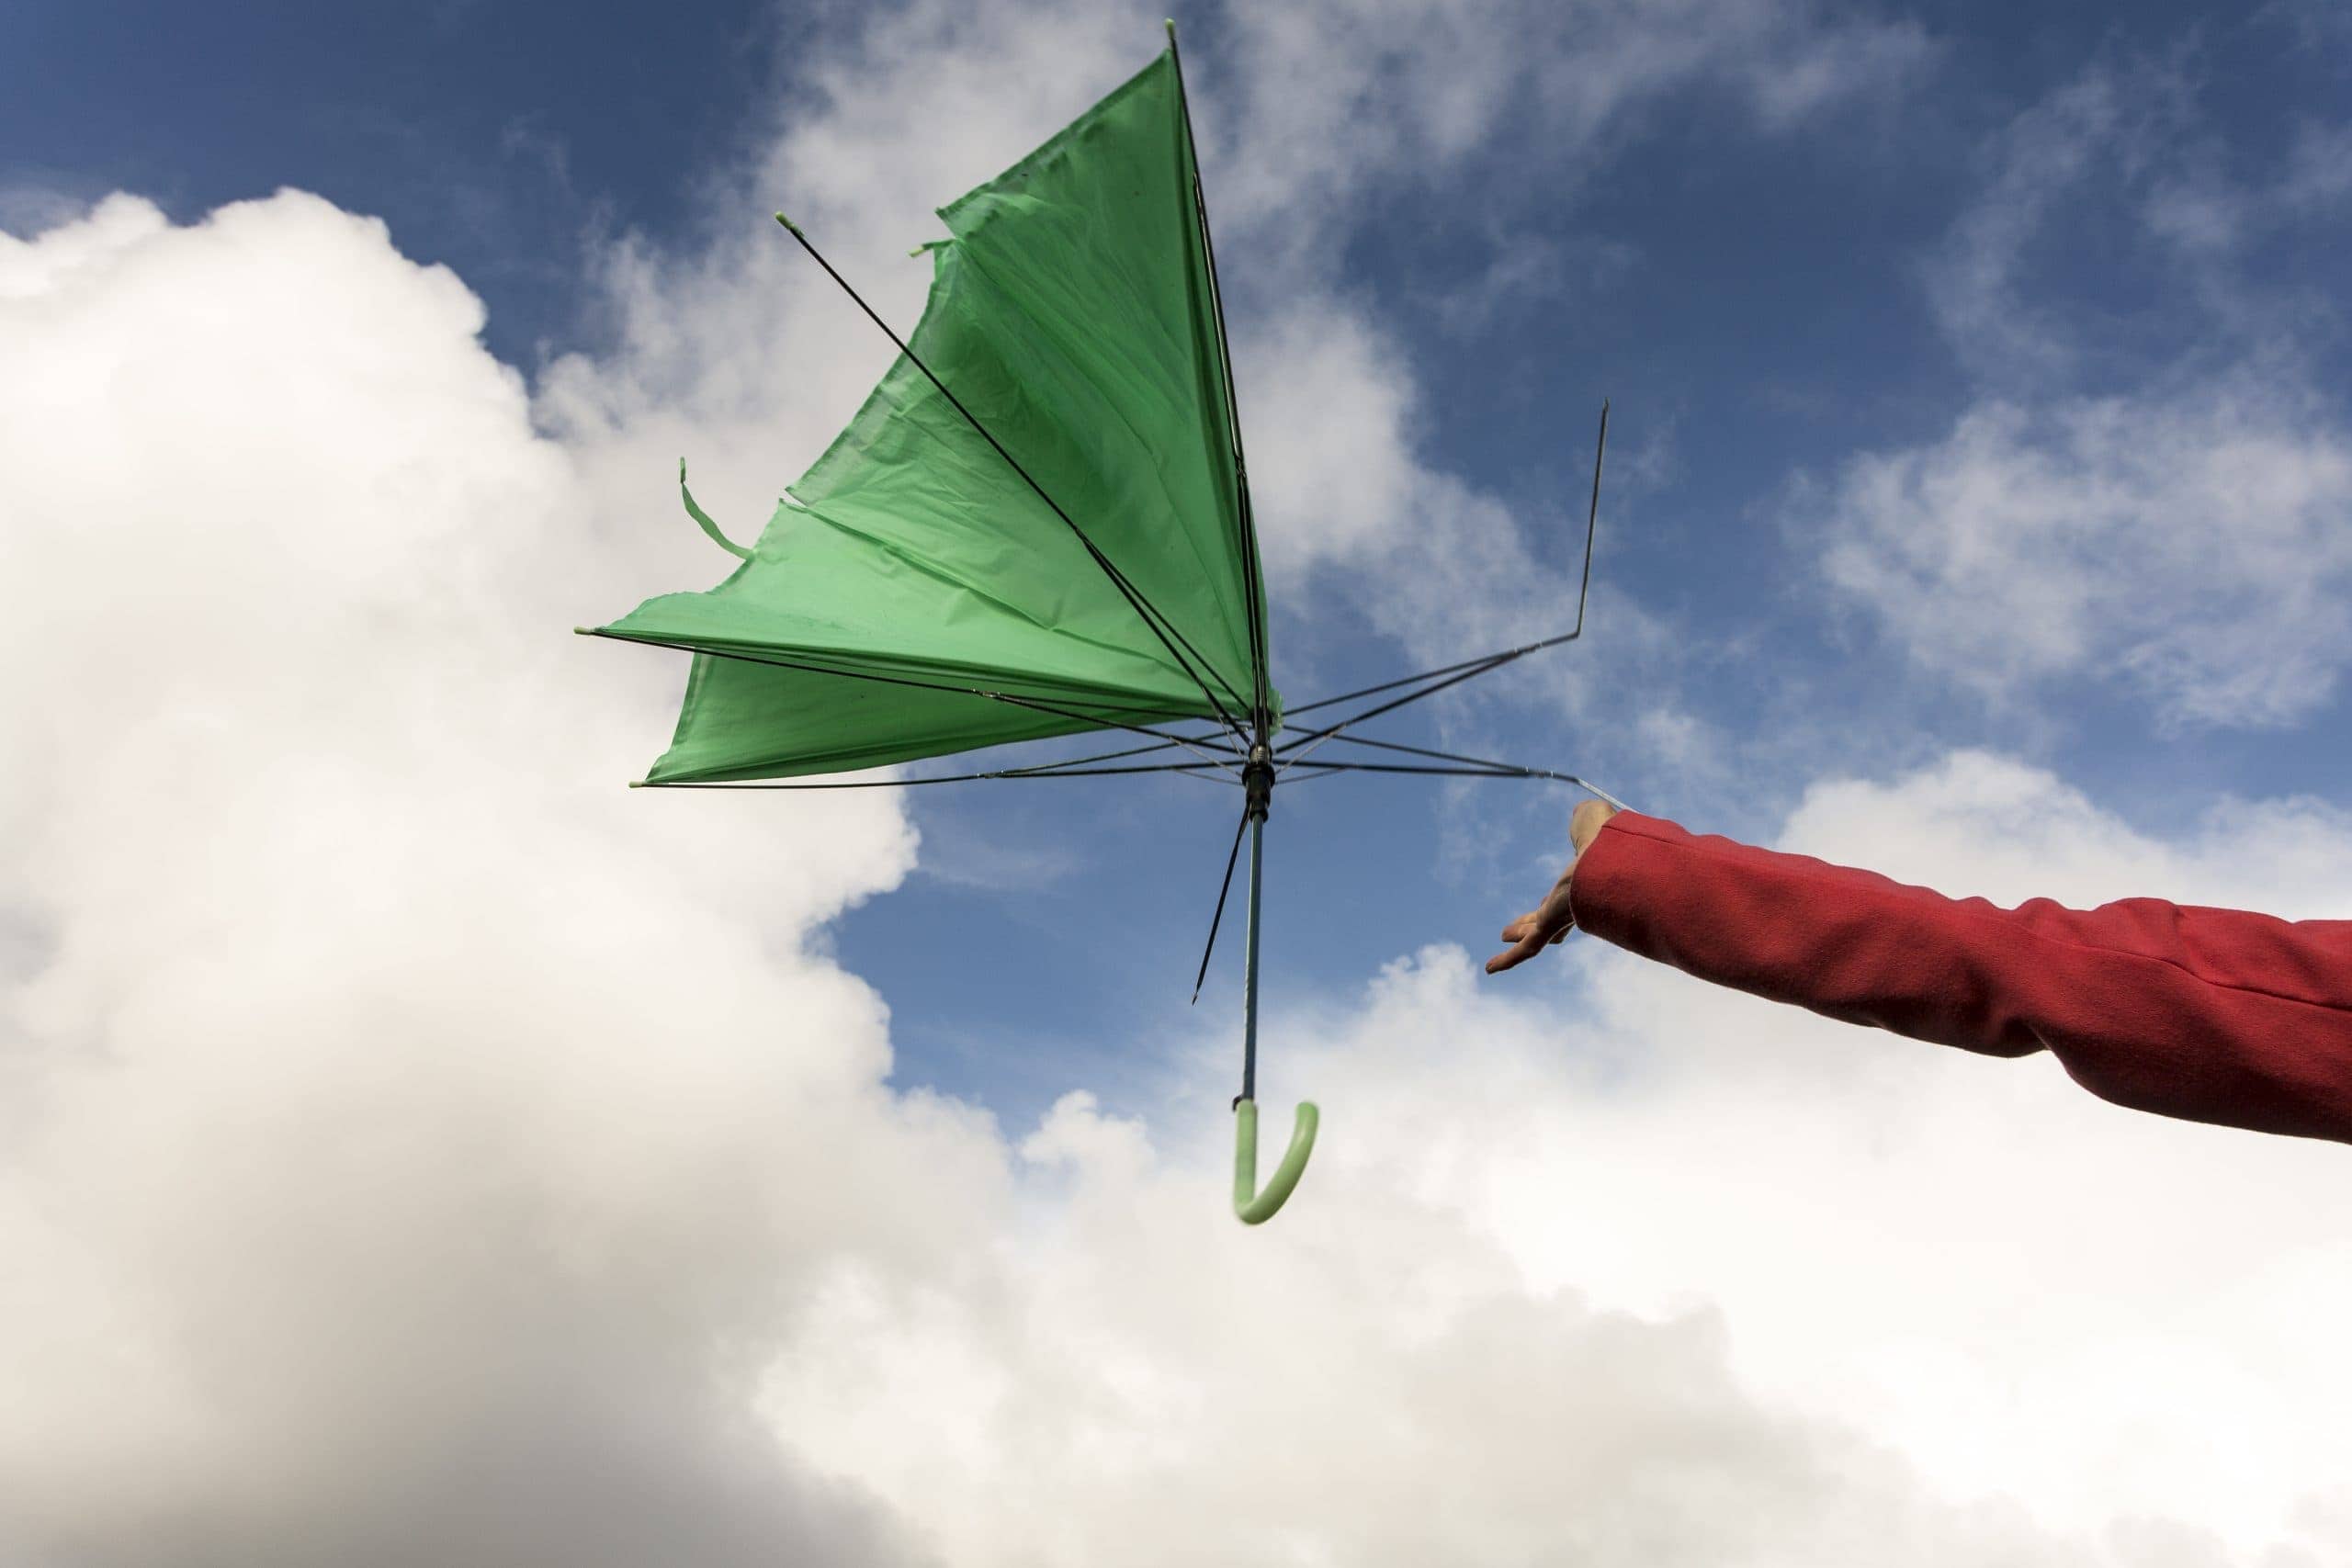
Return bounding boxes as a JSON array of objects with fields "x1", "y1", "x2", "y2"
[{"x1": 1233, "y1": 1098, "x2": 1318, "y2": 1224}]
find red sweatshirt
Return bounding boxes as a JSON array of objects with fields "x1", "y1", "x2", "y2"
[{"x1": 1566, "y1": 812, "x2": 2352, "y2": 1145}]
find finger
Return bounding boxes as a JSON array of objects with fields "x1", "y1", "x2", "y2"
[{"x1": 1485, "y1": 923, "x2": 1556, "y2": 974}]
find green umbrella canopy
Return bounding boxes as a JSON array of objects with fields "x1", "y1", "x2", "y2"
[{"x1": 592, "y1": 46, "x2": 1274, "y2": 784}]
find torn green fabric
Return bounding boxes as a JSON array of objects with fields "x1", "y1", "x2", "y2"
[{"x1": 596, "y1": 48, "x2": 1274, "y2": 783}]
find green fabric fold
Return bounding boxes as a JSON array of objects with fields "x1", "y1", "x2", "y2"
[{"x1": 677, "y1": 459, "x2": 753, "y2": 560}]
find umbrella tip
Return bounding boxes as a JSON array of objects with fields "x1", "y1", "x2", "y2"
[
  {"x1": 628, "y1": 779, "x2": 648, "y2": 789},
  {"x1": 774, "y1": 210, "x2": 798, "y2": 236},
  {"x1": 1165, "y1": 17, "x2": 1177, "y2": 40},
  {"x1": 571, "y1": 626, "x2": 593, "y2": 636}
]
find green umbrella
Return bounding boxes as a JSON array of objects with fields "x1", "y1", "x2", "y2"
[{"x1": 582, "y1": 24, "x2": 1619, "y2": 1224}]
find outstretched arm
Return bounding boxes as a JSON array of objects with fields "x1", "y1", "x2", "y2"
[{"x1": 1488, "y1": 808, "x2": 2352, "y2": 1146}]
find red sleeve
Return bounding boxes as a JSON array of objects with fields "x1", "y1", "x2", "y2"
[{"x1": 1566, "y1": 812, "x2": 2352, "y2": 1145}]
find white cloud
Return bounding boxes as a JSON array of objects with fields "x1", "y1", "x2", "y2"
[
  {"x1": 1918, "y1": 57, "x2": 2197, "y2": 387},
  {"x1": 2143, "y1": 115, "x2": 2352, "y2": 261},
  {"x1": 2260, "y1": 0, "x2": 2352, "y2": 61},
  {"x1": 1809, "y1": 371, "x2": 2352, "y2": 728},
  {"x1": 0, "y1": 189, "x2": 940, "y2": 1566},
  {"x1": 1737, "y1": 13, "x2": 1936, "y2": 130},
  {"x1": 1354, "y1": 750, "x2": 2352, "y2": 1562},
  {"x1": 2276, "y1": 118, "x2": 2352, "y2": 217},
  {"x1": 1207, "y1": 0, "x2": 1930, "y2": 250},
  {"x1": 1239, "y1": 300, "x2": 1425, "y2": 583},
  {"x1": 1427, "y1": 233, "x2": 1641, "y2": 335},
  {"x1": 741, "y1": 750, "x2": 2352, "y2": 1564}
]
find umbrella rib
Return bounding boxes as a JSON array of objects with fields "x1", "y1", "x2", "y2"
[
  {"x1": 1263, "y1": 758, "x2": 1629, "y2": 806},
  {"x1": 1169, "y1": 31, "x2": 1271, "y2": 738},
  {"x1": 1277, "y1": 728, "x2": 1555, "y2": 777},
  {"x1": 1191, "y1": 805, "x2": 1252, "y2": 1003},
  {"x1": 640, "y1": 761, "x2": 1238, "y2": 790},
  {"x1": 1309, "y1": 731, "x2": 1621, "y2": 807},
  {"x1": 991, "y1": 734, "x2": 1220, "y2": 770},
  {"x1": 1276, "y1": 400, "x2": 1610, "y2": 734},
  {"x1": 1280, "y1": 648, "x2": 1533, "y2": 720},
  {"x1": 773, "y1": 214, "x2": 1253, "y2": 743},
  {"x1": 1287, "y1": 761, "x2": 1524, "y2": 777},
  {"x1": 1276, "y1": 651, "x2": 1523, "y2": 767},
  {"x1": 582, "y1": 629, "x2": 1244, "y2": 772}
]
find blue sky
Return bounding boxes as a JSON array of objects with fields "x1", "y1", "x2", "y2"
[
  {"x1": 11, "y1": 0, "x2": 2347, "y2": 1134},
  {"x1": 10, "y1": 3, "x2": 2352, "y2": 1562}
]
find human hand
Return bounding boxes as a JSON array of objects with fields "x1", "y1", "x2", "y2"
[{"x1": 1485, "y1": 798, "x2": 1620, "y2": 974}]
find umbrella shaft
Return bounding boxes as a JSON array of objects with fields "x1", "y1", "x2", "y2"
[{"x1": 1241, "y1": 814, "x2": 1263, "y2": 1104}]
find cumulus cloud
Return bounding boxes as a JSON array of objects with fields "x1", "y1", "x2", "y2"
[
  {"x1": 0, "y1": 188, "x2": 943, "y2": 1567},
  {"x1": 741, "y1": 750, "x2": 2352, "y2": 1566}
]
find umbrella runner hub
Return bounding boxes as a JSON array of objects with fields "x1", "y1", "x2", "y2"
[{"x1": 1242, "y1": 741, "x2": 1274, "y2": 823}]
